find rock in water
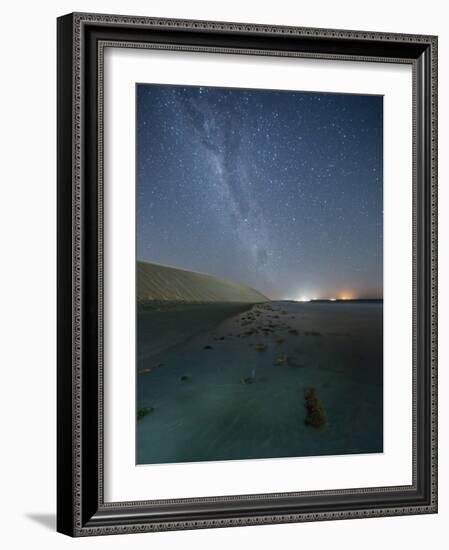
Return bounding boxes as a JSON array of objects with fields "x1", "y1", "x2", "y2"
[
  {"x1": 137, "y1": 406, "x2": 154, "y2": 421},
  {"x1": 304, "y1": 388, "x2": 326, "y2": 428},
  {"x1": 138, "y1": 367, "x2": 152, "y2": 375},
  {"x1": 274, "y1": 354, "x2": 288, "y2": 366}
]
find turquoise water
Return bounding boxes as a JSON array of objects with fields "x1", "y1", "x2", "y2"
[{"x1": 136, "y1": 301, "x2": 383, "y2": 464}]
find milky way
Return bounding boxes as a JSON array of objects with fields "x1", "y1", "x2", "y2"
[{"x1": 136, "y1": 84, "x2": 383, "y2": 300}]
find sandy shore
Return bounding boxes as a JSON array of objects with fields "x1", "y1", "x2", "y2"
[{"x1": 137, "y1": 300, "x2": 383, "y2": 464}]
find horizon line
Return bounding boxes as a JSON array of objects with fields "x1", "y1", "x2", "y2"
[{"x1": 137, "y1": 259, "x2": 382, "y2": 303}]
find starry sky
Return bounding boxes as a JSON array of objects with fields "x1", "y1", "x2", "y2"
[{"x1": 136, "y1": 84, "x2": 383, "y2": 300}]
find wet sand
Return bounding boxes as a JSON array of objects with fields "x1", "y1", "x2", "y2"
[{"x1": 137, "y1": 301, "x2": 383, "y2": 464}]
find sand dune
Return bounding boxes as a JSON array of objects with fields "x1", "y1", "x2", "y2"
[{"x1": 137, "y1": 261, "x2": 269, "y2": 303}]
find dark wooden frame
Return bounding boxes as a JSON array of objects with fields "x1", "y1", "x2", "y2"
[{"x1": 57, "y1": 12, "x2": 438, "y2": 537}]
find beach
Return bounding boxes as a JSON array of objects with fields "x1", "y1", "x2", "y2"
[{"x1": 137, "y1": 300, "x2": 383, "y2": 464}]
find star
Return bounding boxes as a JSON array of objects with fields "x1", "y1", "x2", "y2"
[{"x1": 136, "y1": 83, "x2": 383, "y2": 299}]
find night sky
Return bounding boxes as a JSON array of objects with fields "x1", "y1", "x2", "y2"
[{"x1": 136, "y1": 84, "x2": 383, "y2": 300}]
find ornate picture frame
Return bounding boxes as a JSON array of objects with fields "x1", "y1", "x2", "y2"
[{"x1": 57, "y1": 12, "x2": 437, "y2": 536}]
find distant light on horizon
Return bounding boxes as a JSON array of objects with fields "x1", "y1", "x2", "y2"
[{"x1": 297, "y1": 296, "x2": 311, "y2": 302}]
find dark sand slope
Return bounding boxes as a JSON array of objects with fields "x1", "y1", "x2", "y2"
[{"x1": 137, "y1": 297, "x2": 383, "y2": 464}]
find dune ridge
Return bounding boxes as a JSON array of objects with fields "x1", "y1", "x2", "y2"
[{"x1": 137, "y1": 261, "x2": 269, "y2": 303}]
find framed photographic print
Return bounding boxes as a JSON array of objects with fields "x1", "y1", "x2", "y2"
[{"x1": 57, "y1": 12, "x2": 438, "y2": 536}]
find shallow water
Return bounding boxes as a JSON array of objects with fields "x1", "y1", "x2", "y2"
[{"x1": 137, "y1": 301, "x2": 383, "y2": 464}]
